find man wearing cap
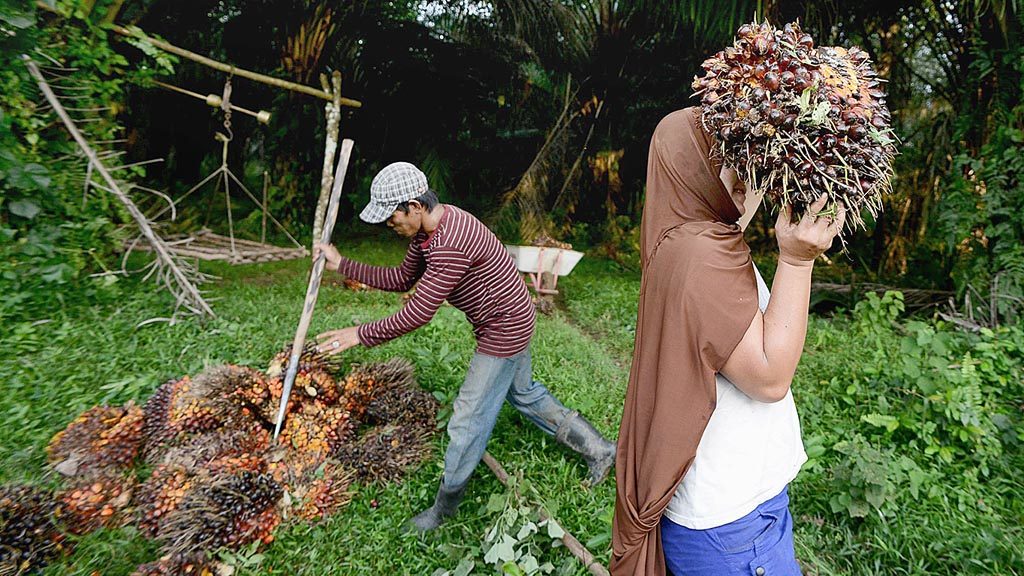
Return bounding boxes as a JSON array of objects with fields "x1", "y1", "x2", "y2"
[{"x1": 313, "y1": 162, "x2": 616, "y2": 532}]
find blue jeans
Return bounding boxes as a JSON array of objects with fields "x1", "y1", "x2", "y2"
[
  {"x1": 661, "y1": 487, "x2": 801, "y2": 576},
  {"x1": 441, "y1": 349, "x2": 570, "y2": 490}
]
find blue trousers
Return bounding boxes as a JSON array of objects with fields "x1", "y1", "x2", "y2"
[
  {"x1": 441, "y1": 349, "x2": 570, "y2": 491},
  {"x1": 661, "y1": 487, "x2": 801, "y2": 576}
]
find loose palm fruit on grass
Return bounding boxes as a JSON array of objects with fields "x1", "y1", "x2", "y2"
[
  {"x1": 0, "y1": 484, "x2": 66, "y2": 576},
  {"x1": 692, "y1": 19, "x2": 896, "y2": 231},
  {"x1": 48, "y1": 403, "x2": 144, "y2": 477}
]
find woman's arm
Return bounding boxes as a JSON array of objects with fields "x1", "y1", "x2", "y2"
[{"x1": 719, "y1": 196, "x2": 845, "y2": 402}]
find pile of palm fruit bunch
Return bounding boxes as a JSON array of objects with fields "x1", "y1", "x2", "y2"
[
  {"x1": 0, "y1": 485, "x2": 65, "y2": 575},
  {"x1": 1, "y1": 345, "x2": 438, "y2": 575},
  {"x1": 691, "y1": 19, "x2": 897, "y2": 230}
]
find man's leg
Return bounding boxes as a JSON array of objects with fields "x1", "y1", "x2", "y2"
[
  {"x1": 407, "y1": 352, "x2": 515, "y2": 532},
  {"x1": 505, "y1": 349, "x2": 569, "y2": 435},
  {"x1": 506, "y1": 350, "x2": 617, "y2": 485}
]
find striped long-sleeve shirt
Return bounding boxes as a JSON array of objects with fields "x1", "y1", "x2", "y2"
[{"x1": 337, "y1": 205, "x2": 535, "y2": 357}]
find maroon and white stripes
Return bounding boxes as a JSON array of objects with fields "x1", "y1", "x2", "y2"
[{"x1": 337, "y1": 205, "x2": 535, "y2": 357}]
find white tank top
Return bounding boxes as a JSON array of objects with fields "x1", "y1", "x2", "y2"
[{"x1": 663, "y1": 263, "x2": 807, "y2": 529}]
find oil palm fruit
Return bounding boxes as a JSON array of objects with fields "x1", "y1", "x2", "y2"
[
  {"x1": 692, "y1": 19, "x2": 897, "y2": 230},
  {"x1": 0, "y1": 484, "x2": 66, "y2": 575},
  {"x1": 47, "y1": 403, "x2": 144, "y2": 477},
  {"x1": 135, "y1": 464, "x2": 192, "y2": 537},
  {"x1": 158, "y1": 471, "x2": 282, "y2": 554},
  {"x1": 56, "y1": 473, "x2": 134, "y2": 534},
  {"x1": 294, "y1": 461, "x2": 354, "y2": 521},
  {"x1": 334, "y1": 424, "x2": 433, "y2": 484}
]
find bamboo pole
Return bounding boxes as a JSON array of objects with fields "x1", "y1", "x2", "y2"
[
  {"x1": 313, "y1": 71, "x2": 344, "y2": 244},
  {"x1": 23, "y1": 56, "x2": 214, "y2": 317},
  {"x1": 33, "y1": 2, "x2": 360, "y2": 107},
  {"x1": 481, "y1": 452, "x2": 610, "y2": 576},
  {"x1": 273, "y1": 139, "x2": 355, "y2": 440},
  {"x1": 109, "y1": 25, "x2": 361, "y2": 107}
]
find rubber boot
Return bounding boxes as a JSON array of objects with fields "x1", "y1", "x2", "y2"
[
  {"x1": 405, "y1": 483, "x2": 466, "y2": 533},
  {"x1": 555, "y1": 410, "x2": 616, "y2": 485}
]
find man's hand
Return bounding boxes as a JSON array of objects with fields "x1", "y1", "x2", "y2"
[
  {"x1": 313, "y1": 242, "x2": 342, "y2": 272},
  {"x1": 315, "y1": 326, "x2": 361, "y2": 355}
]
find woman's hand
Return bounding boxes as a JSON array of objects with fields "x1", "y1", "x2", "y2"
[
  {"x1": 315, "y1": 327, "x2": 361, "y2": 355},
  {"x1": 313, "y1": 242, "x2": 342, "y2": 272},
  {"x1": 775, "y1": 195, "x2": 846, "y2": 267}
]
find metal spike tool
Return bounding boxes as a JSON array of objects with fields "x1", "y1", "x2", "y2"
[{"x1": 273, "y1": 139, "x2": 354, "y2": 440}]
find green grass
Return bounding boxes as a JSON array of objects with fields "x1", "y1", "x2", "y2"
[
  {"x1": 0, "y1": 235, "x2": 624, "y2": 575},
  {"x1": 2, "y1": 236, "x2": 1022, "y2": 575}
]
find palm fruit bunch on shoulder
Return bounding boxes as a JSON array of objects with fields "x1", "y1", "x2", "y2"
[
  {"x1": 131, "y1": 551, "x2": 221, "y2": 576},
  {"x1": 0, "y1": 484, "x2": 66, "y2": 576},
  {"x1": 291, "y1": 460, "x2": 354, "y2": 521},
  {"x1": 55, "y1": 473, "x2": 135, "y2": 534},
  {"x1": 47, "y1": 402, "x2": 144, "y2": 477},
  {"x1": 334, "y1": 424, "x2": 433, "y2": 484},
  {"x1": 692, "y1": 19, "x2": 897, "y2": 229},
  {"x1": 135, "y1": 464, "x2": 192, "y2": 538},
  {"x1": 158, "y1": 470, "x2": 282, "y2": 553}
]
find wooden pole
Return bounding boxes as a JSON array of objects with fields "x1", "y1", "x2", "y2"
[
  {"x1": 273, "y1": 139, "x2": 355, "y2": 439},
  {"x1": 261, "y1": 170, "x2": 269, "y2": 244},
  {"x1": 109, "y1": 24, "x2": 361, "y2": 107},
  {"x1": 23, "y1": 56, "x2": 214, "y2": 317},
  {"x1": 481, "y1": 452, "x2": 610, "y2": 576}
]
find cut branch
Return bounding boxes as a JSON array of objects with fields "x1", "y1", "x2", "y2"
[
  {"x1": 482, "y1": 452, "x2": 610, "y2": 576},
  {"x1": 24, "y1": 56, "x2": 214, "y2": 318}
]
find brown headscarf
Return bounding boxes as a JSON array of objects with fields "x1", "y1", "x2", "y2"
[{"x1": 610, "y1": 107, "x2": 759, "y2": 575}]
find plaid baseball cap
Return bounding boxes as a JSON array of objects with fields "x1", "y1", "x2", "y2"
[{"x1": 359, "y1": 162, "x2": 430, "y2": 224}]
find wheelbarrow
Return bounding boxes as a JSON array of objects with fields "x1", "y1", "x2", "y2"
[{"x1": 504, "y1": 245, "x2": 584, "y2": 295}]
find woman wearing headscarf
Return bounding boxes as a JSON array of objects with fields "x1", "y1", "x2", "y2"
[{"x1": 610, "y1": 107, "x2": 845, "y2": 575}]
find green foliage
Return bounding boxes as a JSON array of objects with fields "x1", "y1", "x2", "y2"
[
  {"x1": 473, "y1": 474, "x2": 567, "y2": 575},
  {"x1": 934, "y1": 11, "x2": 1024, "y2": 323},
  {"x1": 794, "y1": 294, "x2": 1023, "y2": 573},
  {"x1": 0, "y1": 5, "x2": 175, "y2": 326}
]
